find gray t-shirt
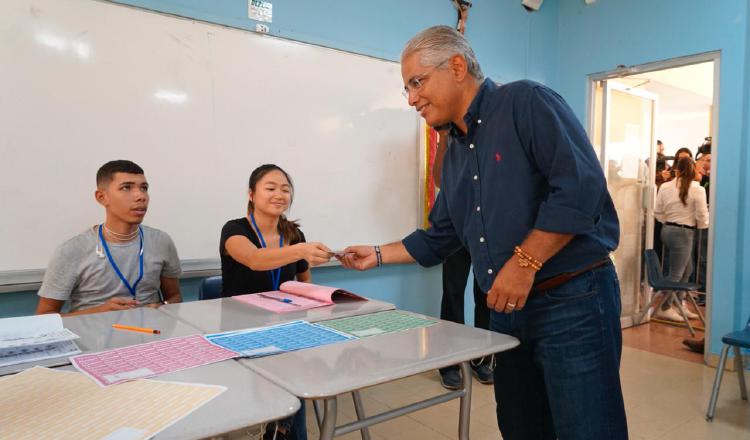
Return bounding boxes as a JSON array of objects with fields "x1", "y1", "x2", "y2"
[{"x1": 38, "y1": 225, "x2": 182, "y2": 311}]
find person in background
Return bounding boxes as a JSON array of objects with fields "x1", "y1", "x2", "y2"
[
  {"x1": 655, "y1": 140, "x2": 672, "y2": 186},
  {"x1": 219, "y1": 163, "x2": 332, "y2": 440},
  {"x1": 657, "y1": 139, "x2": 665, "y2": 156},
  {"x1": 654, "y1": 157, "x2": 709, "y2": 322},
  {"x1": 683, "y1": 140, "x2": 712, "y2": 354},
  {"x1": 695, "y1": 141, "x2": 711, "y2": 203},
  {"x1": 670, "y1": 147, "x2": 693, "y2": 178},
  {"x1": 432, "y1": 126, "x2": 494, "y2": 390},
  {"x1": 36, "y1": 160, "x2": 182, "y2": 316},
  {"x1": 654, "y1": 140, "x2": 671, "y2": 262}
]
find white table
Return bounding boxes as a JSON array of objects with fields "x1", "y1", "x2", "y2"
[
  {"x1": 159, "y1": 296, "x2": 395, "y2": 333},
  {"x1": 63, "y1": 307, "x2": 201, "y2": 352},
  {"x1": 159, "y1": 297, "x2": 396, "y2": 439},
  {"x1": 59, "y1": 307, "x2": 302, "y2": 439},
  {"x1": 240, "y1": 312, "x2": 520, "y2": 440},
  {"x1": 4, "y1": 304, "x2": 519, "y2": 439}
]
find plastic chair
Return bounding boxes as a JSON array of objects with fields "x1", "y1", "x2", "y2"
[
  {"x1": 706, "y1": 316, "x2": 750, "y2": 421},
  {"x1": 199, "y1": 276, "x2": 223, "y2": 300},
  {"x1": 636, "y1": 249, "x2": 705, "y2": 336}
]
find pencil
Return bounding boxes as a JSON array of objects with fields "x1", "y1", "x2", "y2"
[{"x1": 112, "y1": 324, "x2": 161, "y2": 334}]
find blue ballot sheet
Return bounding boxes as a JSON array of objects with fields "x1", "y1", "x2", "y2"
[{"x1": 204, "y1": 321, "x2": 356, "y2": 358}]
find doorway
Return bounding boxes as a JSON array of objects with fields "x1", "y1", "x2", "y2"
[{"x1": 589, "y1": 53, "x2": 719, "y2": 363}]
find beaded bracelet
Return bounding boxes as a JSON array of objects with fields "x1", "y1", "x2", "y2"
[
  {"x1": 374, "y1": 245, "x2": 383, "y2": 267},
  {"x1": 513, "y1": 246, "x2": 542, "y2": 271}
]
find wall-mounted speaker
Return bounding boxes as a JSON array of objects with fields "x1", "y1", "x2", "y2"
[{"x1": 522, "y1": 0, "x2": 543, "y2": 11}]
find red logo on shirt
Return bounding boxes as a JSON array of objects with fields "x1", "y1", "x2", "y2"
[{"x1": 495, "y1": 152, "x2": 502, "y2": 162}]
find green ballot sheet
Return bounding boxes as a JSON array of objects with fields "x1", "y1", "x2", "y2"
[{"x1": 319, "y1": 311, "x2": 437, "y2": 337}]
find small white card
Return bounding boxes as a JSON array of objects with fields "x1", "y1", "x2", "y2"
[
  {"x1": 242, "y1": 345, "x2": 281, "y2": 356},
  {"x1": 103, "y1": 367, "x2": 154, "y2": 383},
  {"x1": 351, "y1": 328, "x2": 385, "y2": 337}
]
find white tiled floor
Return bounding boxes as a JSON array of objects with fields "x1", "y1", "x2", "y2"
[{"x1": 226, "y1": 346, "x2": 750, "y2": 439}]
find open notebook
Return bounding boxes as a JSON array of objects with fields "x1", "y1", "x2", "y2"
[
  {"x1": 0, "y1": 314, "x2": 81, "y2": 368},
  {"x1": 232, "y1": 281, "x2": 366, "y2": 313}
]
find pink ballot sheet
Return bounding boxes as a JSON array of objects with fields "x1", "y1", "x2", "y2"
[
  {"x1": 232, "y1": 281, "x2": 367, "y2": 313},
  {"x1": 70, "y1": 334, "x2": 238, "y2": 386}
]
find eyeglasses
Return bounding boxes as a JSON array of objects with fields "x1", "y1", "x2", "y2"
[{"x1": 402, "y1": 59, "x2": 450, "y2": 98}]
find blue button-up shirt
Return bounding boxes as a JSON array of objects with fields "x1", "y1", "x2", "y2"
[{"x1": 403, "y1": 79, "x2": 619, "y2": 293}]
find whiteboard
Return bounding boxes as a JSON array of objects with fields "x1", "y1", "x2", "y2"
[{"x1": 0, "y1": 0, "x2": 421, "y2": 283}]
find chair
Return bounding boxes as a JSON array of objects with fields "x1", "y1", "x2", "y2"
[
  {"x1": 636, "y1": 249, "x2": 705, "y2": 336},
  {"x1": 199, "y1": 276, "x2": 223, "y2": 300},
  {"x1": 706, "y1": 315, "x2": 749, "y2": 421}
]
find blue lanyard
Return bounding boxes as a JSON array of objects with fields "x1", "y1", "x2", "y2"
[
  {"x1": 249, "y1": 213, "x2": 283, "y2": 290},
  {"x1": 98, "y1": 224, "x2": 144, "y2": 298}
]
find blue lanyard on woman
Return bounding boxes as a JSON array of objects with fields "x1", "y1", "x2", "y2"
[
  {"x1": 98, "y1": 224, "x2": 144, "y2": 298},
  {"x1": 249, "y1": 212, "x2": 283, "y2": 290}
]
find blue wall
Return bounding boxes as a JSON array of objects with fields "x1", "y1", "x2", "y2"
[
  {"x1": 2, "y1": 0, "x2": 558, "y2": 322},
  {"x1": 555, "y1": 0, "x2": 750, "y2": 356},
  {"x1": 13, "y1": 0, "x2": 744, "y2": 359},
  {"x1": 112, "y1": 0, "x2": 559, "y2": 85}
]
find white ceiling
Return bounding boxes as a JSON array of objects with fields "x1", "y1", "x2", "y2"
[{"x1": 618, "y1": 62, "x2": 714, "y2": 99}]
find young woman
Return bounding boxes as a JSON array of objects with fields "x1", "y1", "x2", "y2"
[
  {"x1": 220, "y1": 164, "x2": 332, "y2": 440},
  {"x1": 654, "y1": 157, "x2": 709, "y2": 322}
]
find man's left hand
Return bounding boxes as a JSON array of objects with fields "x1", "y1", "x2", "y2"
[{"x1": 486, "y1": 255, "x2": 537, "y2": 313}]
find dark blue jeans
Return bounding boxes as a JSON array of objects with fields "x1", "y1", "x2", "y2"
[{"x1": 490, "y1": 262, "x2": 628, "y2": 440}]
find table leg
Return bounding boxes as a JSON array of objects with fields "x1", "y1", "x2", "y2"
[
  {"x1": 313, "y1": 399, "x2": 324, "y2": 428},
  {"x1": 319, "y1": 397, "x2": 338, "y2": 440},
  {"x1": 458, "y1": 361, "x2": 472, "y2": 440},
  {"x1": 351, "y1": 391, "x2": 372, "y2": 440}
]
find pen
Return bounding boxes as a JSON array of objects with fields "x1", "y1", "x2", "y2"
[
  {"x1": 112, "y1": 324, "x2": 161, "y2": 334},
  {"x1": 258, "y1": 293, "x2": 301, "y2": 307}
]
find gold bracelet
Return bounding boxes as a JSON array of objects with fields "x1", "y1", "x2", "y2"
[
  {"x1": 514, "y1": 246, "x2": 543, "y2": 271},
  {"x1": 514, "y1": 246, "x2": 543, "y2": 267}
]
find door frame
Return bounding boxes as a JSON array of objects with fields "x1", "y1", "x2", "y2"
[
  {"x1": 586, "y1": 51, "x2": 720, "y2": 356},
  {"x1": 598, "y1": 79, "x2": 658, "y2": 328}
]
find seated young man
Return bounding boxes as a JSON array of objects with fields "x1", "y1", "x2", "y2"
[{"x1": 36, "y1": 160, "x2": 182, "y2": 316}]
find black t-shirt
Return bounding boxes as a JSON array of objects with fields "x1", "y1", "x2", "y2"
[
  {"x1": 219, "y1": 217, "x2": 309, "y2": 297},
  {"x1": 701, "y1": 174, "x2": 710, "y2": 205}
]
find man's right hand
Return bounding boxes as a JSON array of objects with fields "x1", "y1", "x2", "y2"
[
  {"x1": 339, "y1": 246, "x2": 378, "y2": 271},
  {"x1": 97, "y1": 296, "x2": 139, "y2": 312},
  {"x1": 294, "y1": 242, "x2": 333, "y2": 266}
]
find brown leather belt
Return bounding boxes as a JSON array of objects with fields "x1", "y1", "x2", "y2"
[{"x1": 532, "y1": 258, "x2": 612, "y2": 292}]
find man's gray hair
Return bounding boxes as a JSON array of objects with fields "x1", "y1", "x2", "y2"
[{"x1": 402, "y1": 25, "x2": 484, "y2": 81}]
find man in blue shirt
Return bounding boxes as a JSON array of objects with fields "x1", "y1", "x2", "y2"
[{"x1": 341, "y1": 25, "x2": 626, "y2": 439}]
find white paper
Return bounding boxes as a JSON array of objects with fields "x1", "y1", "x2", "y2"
[
  {"x1": 0, "y1": 313, "x2": 64, "y2": 340},
  {"x1": 0, "y1": 339, "x2": 81, "y2": 367},
  {"x1": 103, "y1": 368, "x2": 155, "y2": 383},
  {"x1": 0, "y1": 328, "x2": 79, "y2": 349},
  {"x1": 241, "y1": 345, "x2": 281, "y2": 356},
  {"x1": 248, "y1": 0, "x2": 273, "y2": 22},
  {"x1": 0, "y1": 314, "x2": 80, "y2": 367}
]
